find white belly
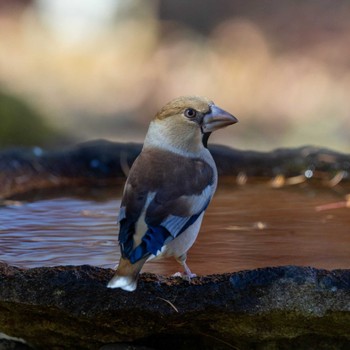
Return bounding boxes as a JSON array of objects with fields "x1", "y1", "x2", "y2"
[{"x1": 148, "y1": 212, "x2": 204, "y2": 261}]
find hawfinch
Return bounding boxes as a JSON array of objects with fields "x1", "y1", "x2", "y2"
[{"x1": 107, "y1": 96, "x2": 237, "y2": 291}]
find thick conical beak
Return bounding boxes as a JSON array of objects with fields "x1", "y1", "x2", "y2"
[{"x1": 201, "y1": 105, "x2": 238, "y2": 133}]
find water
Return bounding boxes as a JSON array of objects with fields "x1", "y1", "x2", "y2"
[{"x1": 1, "y1": 180, "x2": 349, "y2": 275}]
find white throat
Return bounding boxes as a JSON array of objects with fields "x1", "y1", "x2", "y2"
[{"x1": 143, "y1": 120, "x2": 204, "y2": 156}]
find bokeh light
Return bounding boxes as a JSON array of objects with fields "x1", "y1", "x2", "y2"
[{"x1": 0, "y1": 0, "x2": 349, "y2": 151}]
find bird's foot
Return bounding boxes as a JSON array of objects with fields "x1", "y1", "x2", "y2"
[{"x1": 172, "y1": 271, "x2": 197, "y2": 281}]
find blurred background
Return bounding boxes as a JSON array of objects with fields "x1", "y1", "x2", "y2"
[{"x1": 0, "y1": 0, "x2": 349, "y2": 152}]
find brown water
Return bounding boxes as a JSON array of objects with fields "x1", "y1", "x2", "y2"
[{"x1": 1, "y1": 180, "x2": 349, "y2": 275}]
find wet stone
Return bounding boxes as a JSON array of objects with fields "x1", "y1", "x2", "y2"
[{"x1": 0, "y1": 263, "x2": 349, "y2": 349}]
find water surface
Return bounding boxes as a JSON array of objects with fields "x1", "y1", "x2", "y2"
[{"x1": 1, "y1": 180, "x2": 349, "y2": 275}]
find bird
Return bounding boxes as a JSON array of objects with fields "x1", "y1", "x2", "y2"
[{"x1": 107, "y1": 96, "x2": 238, "y2": 291}]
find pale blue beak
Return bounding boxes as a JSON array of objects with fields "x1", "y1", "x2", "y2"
[{"x1": 201, "y1": 105, "x2": 238, "y2": 133}]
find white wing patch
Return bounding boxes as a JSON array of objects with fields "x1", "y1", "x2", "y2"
[
  {"x1": 161, "y1": 184, "x2": 213, "y2": 237},
  {"x1": 132, "y1": 192, "x2": 156, "y2": 248},
  {"x1": 118, "y1": 206, "x2": 126, "y2": 221}
]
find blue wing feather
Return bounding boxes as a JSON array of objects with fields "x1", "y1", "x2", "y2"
[
  {"x1": 128, "y1": 225, "x2": 170, "y2": 263},
  {"x1": 125, "y1": 199, "x2": 210, "y2": 264}
]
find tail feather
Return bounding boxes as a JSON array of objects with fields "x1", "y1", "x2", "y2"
[
  {"x1": 107, "y1": 257, "x2": 146, "y2": 292},
  {"x1": 107, "y1": 274, "x2": 137, "y2": 291}
]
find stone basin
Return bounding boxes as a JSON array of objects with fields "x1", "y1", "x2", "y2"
[{"x1": 0, "y1": 141, "x2": 350, "y2": 349}]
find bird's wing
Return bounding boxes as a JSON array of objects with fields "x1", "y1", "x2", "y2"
[{"x1": 118, "y1": 148, "x2": 215, "y2": 263}]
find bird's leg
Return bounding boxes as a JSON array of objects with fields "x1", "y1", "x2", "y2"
[
  {"x1": 182, "y1": 260, "x2": 197, "y2": 279},
  {"x1": 174, "y1": 254, "x2": 197, "y2": 281}
]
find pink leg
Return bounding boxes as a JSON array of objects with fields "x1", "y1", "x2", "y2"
[
  {"x1": 173, "y1": 254, "x2": 197, "y2": 280},
  {"x1": 182, "y1": 260, "x2": 196, "y2": 278}
]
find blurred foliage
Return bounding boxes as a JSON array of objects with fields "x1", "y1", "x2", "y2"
[
  {"x1": 0, "y1": 90, "x2": 58, "y2": 148},
  {"x1": 0, "y1": 0, "x2": 349, "y2": 151}
]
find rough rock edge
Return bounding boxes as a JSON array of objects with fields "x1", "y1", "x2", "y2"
[
  {"x1": 0, "y1": 263, "x2": 349, "y2": 349},
  {"x1": 0, "y1": 140, "x2": 349, "y2": 198}
]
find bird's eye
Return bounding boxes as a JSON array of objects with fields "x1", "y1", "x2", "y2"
[{"x1": 184, "y1": 108, "x2": 197, "y2": 119}]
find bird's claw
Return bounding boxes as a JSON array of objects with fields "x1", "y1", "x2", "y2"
[{"x1": 172, "y1": 271, "x2": 197, "y2": 281}]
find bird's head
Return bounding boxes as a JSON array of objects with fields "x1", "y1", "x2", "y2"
[{"x1": 147, "y1": 96, "x2": 238, "y2": 152}]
